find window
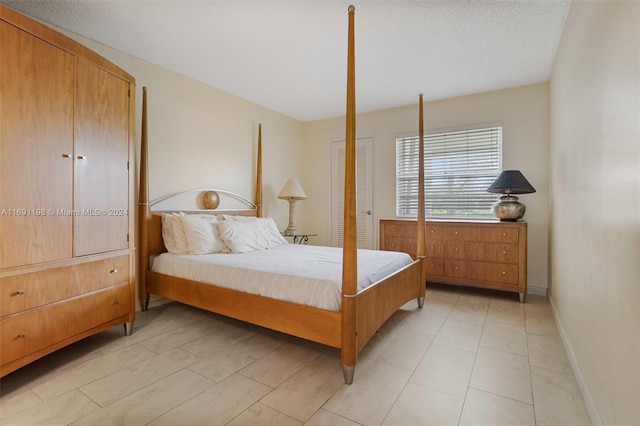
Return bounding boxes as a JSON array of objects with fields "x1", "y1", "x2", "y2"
[{"x1": 396, "y1": 125, "x2": 502, "y2": 218}]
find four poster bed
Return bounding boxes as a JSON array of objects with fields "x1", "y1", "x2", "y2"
[{"x1": 138, "y1": 5, "x2": 427, "y2": 383}]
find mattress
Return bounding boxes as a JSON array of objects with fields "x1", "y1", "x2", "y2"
[{"x1": 151, "y1": 244, "x2": 413, "y2": 312}]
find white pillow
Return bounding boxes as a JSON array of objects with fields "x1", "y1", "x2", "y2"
[
  {"x1": 218, "y1": 217, "x2": 287, "y2": 253},
  {"x1": 161, "y1": 213, "x2": 177, "y2": 253},
  {"x1": 171, "y1": 212, "x2": 189, "y2": 253},
  {"x1": 257, "y1": 217, "x2": 288, "y2": 246},
  {"x1": 181, "y1": 215, "x2": 228, "y2": 254},
  {"x1": 161, "y1": 212, "x2": 188, "y2": 254}
]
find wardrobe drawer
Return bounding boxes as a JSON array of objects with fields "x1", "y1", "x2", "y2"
[
  {"x1": 0, "y1": 255, "x2": 129, "y2": 317},
  {"x1": 74, "y1": 256, "x2": 129, "y2": 291},
  {"x1": 0, "y1": 283, "x2": 130, "y2": 365}
]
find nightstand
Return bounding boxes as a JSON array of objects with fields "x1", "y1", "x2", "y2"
[{"x1": 282, "y1": 232, "x2": 317, "y2": 244}]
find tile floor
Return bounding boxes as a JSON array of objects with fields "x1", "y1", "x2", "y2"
[{"x1": 0, "y1": 284, "x2": 593, "y2": 425}]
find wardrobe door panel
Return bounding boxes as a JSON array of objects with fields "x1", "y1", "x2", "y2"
[
  {"x1": 0, "y1": 21, "x2": 74, "y2": 268},
  {"x1": 74, "y1": 59, "x2": 130, "y2": 256}
]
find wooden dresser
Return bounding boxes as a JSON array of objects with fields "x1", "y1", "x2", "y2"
[
  {"x1": 0, "y1": 6, "x2": 136, "y2": 377},
  {"x1": 380, "y1": 219, "x2": 527, "y2": 302}
]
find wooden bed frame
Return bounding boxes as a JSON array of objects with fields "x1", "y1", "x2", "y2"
[{"x1": 138, "y1": 6, "x2": 427, "y2": 384}]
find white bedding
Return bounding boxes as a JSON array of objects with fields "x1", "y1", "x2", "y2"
[{"x1": 151, "y1": 244, "x2": 414, "y2": 312}]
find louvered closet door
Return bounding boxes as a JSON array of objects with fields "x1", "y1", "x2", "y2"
[
  {"x1": 74, "y1": 59, "x2": 129, "y2": 256},
  {"x1": 0, "y1": 21, "x2": 74, "y2": 268},
  {"x1": 330, "y1": 138, "x2": 374, "y2": 249}
]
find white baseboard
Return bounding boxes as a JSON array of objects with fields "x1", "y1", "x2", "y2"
[
  {"x1": 548, "y1": 295, "x2": 603, "y2": 426},
  {"x1": 527, "y1": 285, "x2": 548, "y2": 296}
]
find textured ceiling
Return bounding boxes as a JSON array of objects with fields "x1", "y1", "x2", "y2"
[{"x1": 2, "y1": 0, "x2": 570, "y2": 122}]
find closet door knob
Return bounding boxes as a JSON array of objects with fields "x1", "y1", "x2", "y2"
[
  {"x1": 18, "y1": 333, "x2": 27, "y2": 339},
  {"x1": 16, "y1": 290, "x2": 25, "y2": 296},
  {"x1": 110, "y1": 268, "x2": 118, "y2": 274},
  {"x1": 77, "y1": 155, "x2": 87, "y2": 160},
  {"x1": 62, "y1": 153, "x2": 72, "y2": 158}
]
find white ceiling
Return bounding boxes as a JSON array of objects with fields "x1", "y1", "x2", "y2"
[{"x1": 3, "y1": 0, "x2": 570, "y2": 122}]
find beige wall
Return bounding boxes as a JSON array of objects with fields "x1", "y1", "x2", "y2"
[
  {"x1": 302, "y1": 83, "x2": 550, "y2": 292},
  {"x1": 53, "y1": 26, "x2": 304, "y2": 229},
  {"x1": 549, "y1": 1, "x2": 640, "y2": 425}
]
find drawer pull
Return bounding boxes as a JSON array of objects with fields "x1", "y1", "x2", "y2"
[
  {"x1": 113, "y1": 300, "x2": 120, "y2": 305},
  {"x1": 454, "y1": 266, "x2": 459, "y2": 270},
  {"x1": 502, "y1": 232, "x2": 507, "y2": 237},
  {"x1": 455, "y1": 231, "x2": 459, "y2": 235},
  {"x1": 430, "y1": 246, "x2": 434, "y2": 250},
  {"x1": 430, "y1": 230, "x2": 434, "y2": 234},
  {"x1": 430, "y1": 264, "x2": 434, "y2": 268},
  {"x1": 18, "y1": 333, "x2": 27, "y2": 339},
  {"x1": 110, "y1": 268, "x2": 118, "y2": 274},
  {"x1": 454, "y1": 247, "x2": 459, "y2": 252},
  {"x1": 391, "y1": 243, "x2": 395, "y2": 247},
  {"x1": 16, "y1": 290, "x2": 25, "y2": 296},
  {"x1": 502, "y1": 251, "x2": 507, "y2": 255},
  {"x1": 502, "y1": 271, "x2": 506, "y2": 275}
]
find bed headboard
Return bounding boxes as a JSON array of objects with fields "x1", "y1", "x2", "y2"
[{"x1": 145, "y1": 189, "x2": 258, "y2": 256}]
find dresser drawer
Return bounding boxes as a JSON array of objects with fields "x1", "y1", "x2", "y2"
[
  {"x1": 444, "y1": 242, "x2": 518, "y2": 263},
  {"x1": 424, "y1": 258, "x2": 444, "y2": 277},
  {"x1": 382, "y1": 222, "x2": 417, "y2": 237},
  {"x1": 444, "y1": 260, "x2": 518, "y2": 284},
  {"x1": 1, "y1": 256, "x2": 129, "y2": 317},
  {"x1": 425, "y1": 240, "x2": 443, "y2": 258},
  {"x1": 425, "y1": 224, "x2": 444, "y2": 240},
  {"x1": 384, "y1": 237, "x2": 417, "y2": 258},
  {"x1": 444, "y1": 226, "x2": 519, "y2": 243},
  {"x1": 0, "y1": 283, "x2": 130, "y2": 365}
]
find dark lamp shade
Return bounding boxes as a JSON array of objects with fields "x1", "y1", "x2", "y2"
[{"x1": 486, "y1": 170, "x2": 536, "y2": 195}]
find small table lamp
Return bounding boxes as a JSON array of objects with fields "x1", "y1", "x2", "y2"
[
  {"x1": 278, "y1": 178, "x2": 307, "y2": 235},
  {"x1": 486, "y1": 170, "x2": 536, "y2": 221}
]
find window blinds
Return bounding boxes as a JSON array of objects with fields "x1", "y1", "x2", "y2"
[{"x1": 396, "y1": 126, "x2": 502, "y2": 218}]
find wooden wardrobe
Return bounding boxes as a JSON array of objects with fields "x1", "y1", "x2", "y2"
[{"x1": 0, "y1": 5, "x2": 136, "y2": 377}]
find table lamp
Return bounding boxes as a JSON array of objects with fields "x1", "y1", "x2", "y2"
[
  {"x1": 278, "y1": 178, "x2": 307, "y2": 235},
  {"x1": 486, "y1": 170, "x2": 536, "y2": 221}
]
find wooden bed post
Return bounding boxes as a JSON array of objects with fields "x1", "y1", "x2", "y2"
[
  {"x1": 139, "y1": 86, "x2": 150, "y2": 310},
  {"x1": 341, "y1": 4, "x2": 358, "y2": 385},
  {"x1": 416, "y1": 94, "x2": 427, "y2": 307},
  {"x1": 256, "y1": 123, "x2": 263, "y2": 218}
]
